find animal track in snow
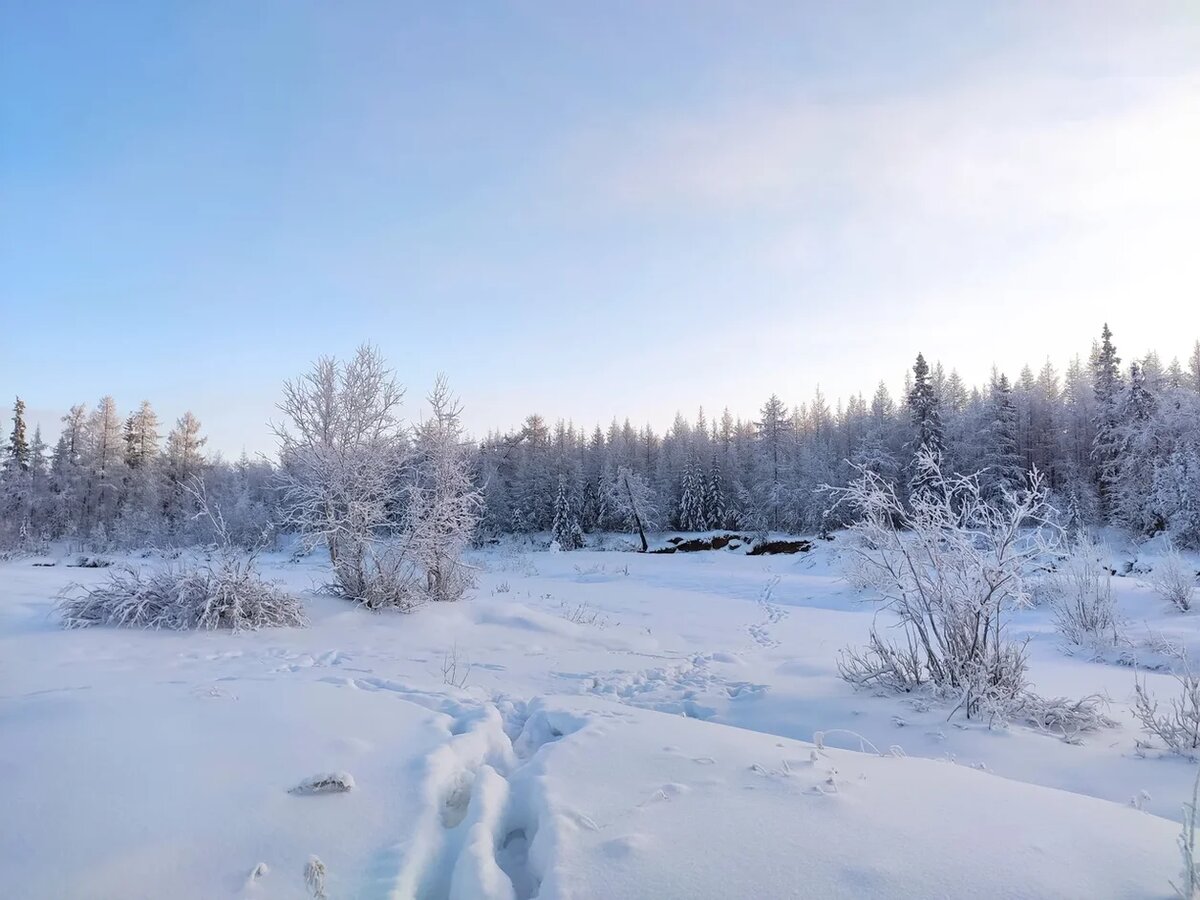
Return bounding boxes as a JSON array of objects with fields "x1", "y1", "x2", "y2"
[
  {"x1": 747, "y1": 576, "x2": 788, "y2": 649},
  {"x1": 574, "y1": 653, "x2": 767, "y2": 720}
]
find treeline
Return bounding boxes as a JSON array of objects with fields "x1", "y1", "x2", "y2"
[
  {"x1": 0, "y1": 399, "x2": 275, "y2": 549},
  {"x1": 2, "y1": 325, "x2": 1199, "y2": 551},
  {"x1": 477, "y1": 325, "x2": 1200, "y2": 547}
]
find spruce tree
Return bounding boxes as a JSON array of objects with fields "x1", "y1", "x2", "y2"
[
  {"x1": 706, "y1": 457, "x2": 728, "y2": 530},
  {"x1": 1090, "y1": 323, "x2": 1123, "y2": 513},
  {"x1": 983, "y1": 372, "x2": 1022, "y2": 498},
  {"x1": 677, "y1": 456, "x2": 708, "y2": 531},
  {"x1": 551, "y1": 474, "x2": 583, "y2": 549},
  {"x1": 907, "y1": 353, "x2": 944, "y2": 497},
  {"x1": 5, "y1": 397, "x2": 29, "y2": 473}
]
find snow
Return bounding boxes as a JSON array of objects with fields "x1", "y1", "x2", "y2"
[{"x1": 1, "y1": 539, "x2": 1196, "y2": 898}]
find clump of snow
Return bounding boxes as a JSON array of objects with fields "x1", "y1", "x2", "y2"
[{"x1": 289, "y1": 771, "x2": 355, "y2": 795}]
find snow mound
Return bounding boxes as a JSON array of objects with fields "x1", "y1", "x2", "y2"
[{"x1": 288, "y1": 771, "x2": 355, "y2": 795}]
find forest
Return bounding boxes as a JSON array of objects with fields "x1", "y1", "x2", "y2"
[{"x1": 3, "y1": 325, "x2": 1199, "y2": 553}]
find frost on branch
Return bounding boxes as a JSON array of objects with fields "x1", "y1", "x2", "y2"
[
  {"x1": 273, "y1": 345, "x2": 418, "y2": 609},
  {"x1": 56, "y1": 559, "x2": 305, "y2": 631},
  {"x1": 1047, "y1": 535, "x2": 1121, "y2": 651},
  {"x1": 828, "y1": 450, "x2": 1111, "y2": 734},
  {"x1": 1151, "y1": 539, "x2": 1198, "y2": 613},
  {"x1": 405, "y1": 376, "x2": 482, "y2": 603},
  {"x1": 1134, "y1": 655, "x2": 1200, "y2": 758}
]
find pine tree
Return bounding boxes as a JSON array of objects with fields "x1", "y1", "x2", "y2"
[
  {"x1": 755, "y1": 394, "x2": 792, "y2": 529},
  {"x1": 5, "y1": 397, "x2": 29, "y2": 473},
  {"x1": 983, "y1": 372, "x2": 1023, "y2": 498},
  {"x1": 706, "y1": 456, "x2": 728, "y2": 530},
  {"x1": 551, "y1": 473, "x2": 584, "y2": 549},
  {"x1": 677, "y1": 455, "x2": 708, "y2": 531},
  {"x1": 1091, "y1": 323, "x2": 1123, "y2": 513},
  {"x1": 907, "y1": 353, "x2": 944, "y2": 497}
]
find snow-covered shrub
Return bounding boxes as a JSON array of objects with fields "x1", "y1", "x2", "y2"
[
  {"x1": 57, "y1": 556, "x2": 306, "y2": 630},
  {"x1": 1174, "y1": 768, "x2": 1200, "y2": 899},
  {"x1": 828, "y1": 451, "x2": 1055, "y2": 720},
  {"x1": 1134, "y1": 660, "x2": 1200, "y2": 758},
  {"x1": 1151, "y1": 540, "x2": 1198, "y2": 612},
  {"x1": 1010, "y1": 692, "x2": 1115, "y2": 742},
  {"x1": 830, "y1": 452, "x2": 1109, "y2": 735},
  {"x1": 1048, "y1": 536, "x2": 1121, "y2": 649},
  {"x1": 60, "y1": 477, "x2": 306, "y2": 631}
]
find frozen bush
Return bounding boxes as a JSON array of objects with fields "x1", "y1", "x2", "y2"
[
  {"x1": 828, "y1": 451, "x2": 1113, "y2": 737},
  {"x1": 57, "y1": 556, "x2": 306, "y2": 631},
  {"x1": 1048, "y1": 536, "x2": 1121, "y2": 649},
  {"x1": 1134, "y1": 658, "x2": 1200, "y2": 758},
  {"x1": 1151, "y1": 540, "x2": 1198, "y2": 612},
  {"x1": 827, "y1": 451, "x2": 1053, "y2": 720},
  {"x1": 1174, "y1": 768, "x2": 1200, "y2": 899}
]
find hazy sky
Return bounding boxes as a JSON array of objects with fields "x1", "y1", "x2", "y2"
[{"x1": 3, "y1": 2, "x2": 1199, "y2": 457}]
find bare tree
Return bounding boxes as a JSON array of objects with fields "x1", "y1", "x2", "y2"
[{"x1": 272, "y1": 345, "x2": 414, "y2": 607}]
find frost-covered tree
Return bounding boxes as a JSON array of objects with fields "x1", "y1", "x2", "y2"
[
  {"x1": 677, "y1": 455, "x2": 708, "y2": 531},
  {"x1": 754, "y1": 394, "x2": 793, "y2": 530},
  {"x1": 608, "y1": 465, "x2": 658, "y2": 551},
  {"x1": 407, "y1": 377, "x2": 482, "y2": 602},
  {"x1": 983, "y1": 372, "x2": 1023, "y2": 499},
  {"x1": 81, "y1": 396, "x2": 127, "y2": 540},
  {"x1": 705, "y1": 456, "x2": 729, "y2": 530},
  {"x1": 5, "y1": 397, "x2": 29, "y2": 474},
  {"x1": 551, "y1": 473, "x2": 584, "y2": 550},
  {"x1": 1091, "y1": 323, "x2": 1124, "y2": 514},
  {"x1": 123, "y1": 401, "x2": 160, "y2": 469},
  {"x1": 907, "y1": 353, "x2": 944, "y2": 498},
  {"x1": 274, "y1": 345, "x2": 410, "y2": 607}
]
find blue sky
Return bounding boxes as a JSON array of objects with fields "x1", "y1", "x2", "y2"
[{"x1": 2, "y1": 2, "x2": 1199, "y2": 457}]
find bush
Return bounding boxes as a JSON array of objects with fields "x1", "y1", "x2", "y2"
[
  {"x1": 1151, "y1": 540, "x2": 1198, "y2": 612},
  {"x1": 828, "y1": 451, "x2": 1113, "y2": 737},
  {"x1": 1048, "y1": 536, "x2": 1121, "y2": 649},
  {"x1": 58, "y1": 556, "x2": 306, "y2": 631},
  {"x1": 1134, "y1": 657, "x2": 1200, "y2": 758},
  {"x1": 828, "y1": 452, "x2": 1053, "y2": 720}
]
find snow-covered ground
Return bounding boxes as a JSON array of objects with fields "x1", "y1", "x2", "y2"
[{"x1": 1, "y1": 538, "x2": 1197, "y2": 899}]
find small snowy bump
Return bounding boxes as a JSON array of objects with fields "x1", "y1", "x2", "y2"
[{"x1": 289, "y1": 771, "x2": 356, "y2": 796}]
